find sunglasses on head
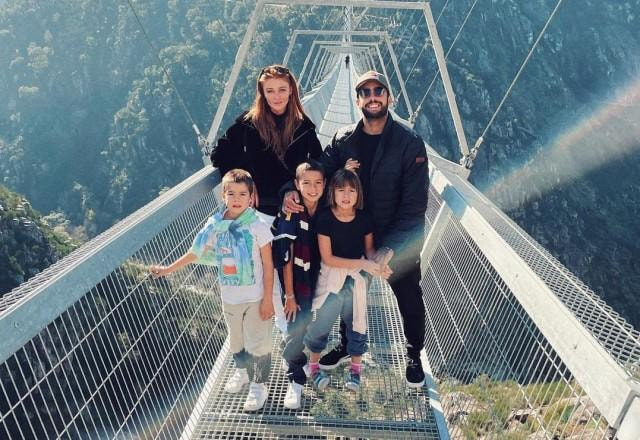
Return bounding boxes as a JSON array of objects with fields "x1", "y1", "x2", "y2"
[
  {"x1": 260, "y1": 65, "x2": 290, "y2": 76},
  {"x1": 357, "y1": 86, "x2": 386, "y2": 98}
]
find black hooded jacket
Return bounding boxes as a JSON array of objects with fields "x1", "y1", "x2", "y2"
[
  {"x1": 321, "y1": 114, "x2": 429, "y2": 269},
  {"x1": 210, "y1": 112, "x2": 323, "y2": 216}
]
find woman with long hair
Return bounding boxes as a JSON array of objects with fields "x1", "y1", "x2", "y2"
[
  {"x1": 210, "y1": 64, "x2": 323, "y2": 354},
  {"x1": 211, "y1": 64, "x2": 323, "y2": 216}
]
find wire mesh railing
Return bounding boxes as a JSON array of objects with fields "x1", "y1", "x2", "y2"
[
  {"x1": 0, "y1": 168, "x2": 226, "y2": 439},
  {"x1": 457, "y1": 177, "x2": 640, "y2": 379},
  {"x1": 422, "y1": 158, "x2": 640, "y2": 439},
  {"x1": 423, "y1": 191, "x2": 610, "y2": 439}
]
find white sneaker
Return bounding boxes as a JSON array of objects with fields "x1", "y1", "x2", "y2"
[
  {"x1": 283, "y1": 382, "x2": 303, "y2": 410},
  {"x1": 224, "y1": 368, "x2": 249, "y2": 393},
  {"x1": 243, "y1": 382, "x2": 268, "y2": 411}
]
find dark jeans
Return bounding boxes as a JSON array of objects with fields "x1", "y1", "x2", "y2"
[
  {"x1": 282, "y1": 309, "x2": 312, "y2": 385},
  {"x1": 305, "y1": 277, "x2": 368, "y2": 357},
  {"x1": 338, "y1": 261, "x2": 425, "y2": 358}
]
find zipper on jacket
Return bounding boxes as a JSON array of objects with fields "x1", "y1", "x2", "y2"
[{"x1": 287, "y1": 128, "x2": 313, "y2": 149}]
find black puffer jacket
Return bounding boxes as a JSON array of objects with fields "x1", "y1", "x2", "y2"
[
  {"x1": 211, "y1": 112, "x2": 323, "y2": 216},
  {"x1": 322, "y1": 114, "x2": 428, "y2": 268}
]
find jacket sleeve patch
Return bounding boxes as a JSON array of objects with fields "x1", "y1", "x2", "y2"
[{"x1": 415, "y1": 156, "x2": 426, "y2": 163}]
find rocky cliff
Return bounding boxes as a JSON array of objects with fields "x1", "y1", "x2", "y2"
[{"x1": 0, "y1": 185, "x2": 75, "y2": 294}]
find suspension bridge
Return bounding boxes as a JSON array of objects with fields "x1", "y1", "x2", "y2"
[{"x1": 1, "y1": 1, "x2": 639, "y2": 439}]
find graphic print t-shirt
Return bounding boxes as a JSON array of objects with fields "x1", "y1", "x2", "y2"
[{"x1": 191, "y1": 216, "x2": 273, "y2": 304}]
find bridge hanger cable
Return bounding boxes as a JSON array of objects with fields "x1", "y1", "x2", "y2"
[
  {"x1": 464, "y1": 0, "x2": 566, "y2": 169},
  {"x1": 411, "y1": 0, "x2": 479, "y2": 119},
  {"x1": 393, "y1": 10, "x2": 420, "y2": 59},
  {"x1": 388, "y1": 10, "x2": 423, "y2": 83},
  {"x1": 380, "y1": 10, "x2": 410, "y2": 67},
  {"x1": 307, "y1": 10, "x2": 343, "y2": 58},
  {"x1": 124, "y1": 0, "x2": 205, "y2": 145},
  {"x1": 405, "y1": 0, "x2": 451, "y2": 84},
  {"x1": 302, "y1": 8, "x2": 343, "y2": 89}
]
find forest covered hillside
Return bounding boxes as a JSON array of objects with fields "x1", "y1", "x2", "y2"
[
  {"x1": 0, "y1": 0, "x2": 639, "y2": 327},
  {"x1": 410, "y1": 0, "x2": 640, "y2": 326},
  {"x1": 0, "y1": 184, "x2": 76, "y2": 293}
]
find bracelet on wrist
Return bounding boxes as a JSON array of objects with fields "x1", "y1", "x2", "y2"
[{"x1": 285, "y1": 293, "x2": 295, "y2": 300}]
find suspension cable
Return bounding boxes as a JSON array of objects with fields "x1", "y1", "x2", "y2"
[
  {"x1": 124, "y1": 0, "x2": 204, "y2": 143},
  {"x1": 404, "y1": 0, "x2": 451, "y2": 84},
  {"x1": 381, "y1": 10, "x2": 410, "y2": 67},
  {"x1": 388, "y1": 10, "x2": 423, "y2": 82},
  {"x1": 397, "y1": 10, "x2": 422, "y2": 61},
  {"x1": 473, "y1": 0, "x2": 566, "y2": 160},
  {"x1": 410, "y1": 0, "x2": 478, "y2": 108}
]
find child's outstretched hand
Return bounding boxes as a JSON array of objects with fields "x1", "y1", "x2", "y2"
[
  {"x1": 259, "y1": 298, "x2": 275, "y2": 321},
  {"x1": 150, "y1": 265, "x2": 169, "y2": 278}
]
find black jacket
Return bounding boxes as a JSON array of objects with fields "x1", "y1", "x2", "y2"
[
  {"x1": 322, "y1": 114, "x2": 428, "y2": 269},
  {"x1": 211, "y1": 112, "x2": 323, "y2": 216}
]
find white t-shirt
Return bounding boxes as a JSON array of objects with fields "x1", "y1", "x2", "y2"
[
  {"x1": 192, "y1": 213, "x2": 273, "y2": 304},
  {"x1": 217, "y1": 218, "x2": 272, "y2": 304}
]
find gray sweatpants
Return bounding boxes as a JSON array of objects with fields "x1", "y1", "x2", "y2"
[{"x1": 223, "y1": 300, "x2": 273, "y2": 383}]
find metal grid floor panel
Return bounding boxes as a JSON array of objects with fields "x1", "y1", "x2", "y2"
[
  {"x1": 186, "y1": 280, "x2": 439, "y2": 439},
  {"x1": 441, "y1": 171, "x2": 640, "y2": 380}
]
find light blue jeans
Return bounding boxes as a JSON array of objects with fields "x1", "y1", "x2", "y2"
[{"x1": 304, "y1": 276, "x2": 368, "y2": 356}]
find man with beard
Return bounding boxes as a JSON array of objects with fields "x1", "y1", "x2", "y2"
[{"x1": 284, "y1": 71, "x2": 429, "y2": 387}]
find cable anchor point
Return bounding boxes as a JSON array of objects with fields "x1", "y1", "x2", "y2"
[
  {"x1": 461, "y1": 136, "x2": 483, "y2": 170},
  {"x1": 193, "y1": 124, "x2": 210, "y2": 157},
  {"x1": 408, "y1": 105, "x2": 421, "y2": 125}
]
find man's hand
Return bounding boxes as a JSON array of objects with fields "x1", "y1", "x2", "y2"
[
  {"x1": 259, "y1": 298, "x2": 275, "y2": 321},
  {"x1": 345, "y1": 158, "x2": 360, "y2": 172},
  {"x1": 282, "y1": 190, "x2": 305, "y2": 215},
  {"x1": 380, "y1": 264, "x2": 393, "y2": 280},
  {"x1": 283, "y1": 295, "x2": 300, "y2": 322}
]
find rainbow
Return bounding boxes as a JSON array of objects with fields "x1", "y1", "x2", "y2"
[{"x1": 485, "y1": 78, "x2": 640, "y2": 210}]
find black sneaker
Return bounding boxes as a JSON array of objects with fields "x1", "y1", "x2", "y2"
[
  {"x1": 319, "y1": 345, "x2": 350, "y2": 370},
  {"x1": 406, "y1": 357, "x2": 425, "y2": 388}
]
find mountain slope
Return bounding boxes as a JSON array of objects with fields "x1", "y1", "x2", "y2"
[{"x1": 0, "y1": 185, "x2": 76, "y2": 294}]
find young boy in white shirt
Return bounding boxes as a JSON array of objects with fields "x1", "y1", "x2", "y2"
[{"x1": 151, "y1": 169, "x2": 274, "y2": 412}]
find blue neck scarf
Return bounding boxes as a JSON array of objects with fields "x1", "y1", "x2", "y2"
[{"x1": 192, "y1": 207, "x2": 259, "y2": 286}]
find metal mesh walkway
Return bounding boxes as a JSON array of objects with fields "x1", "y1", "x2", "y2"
[
  {"x1": 186, "y1": 279, "x2": 439, "y2": 439},
  {"x1": 315, "y1": 63, "x2": 360, "y2": 146},
  {"x1": 311, "y1": 62, "x2": 360, "y2": 147}
]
